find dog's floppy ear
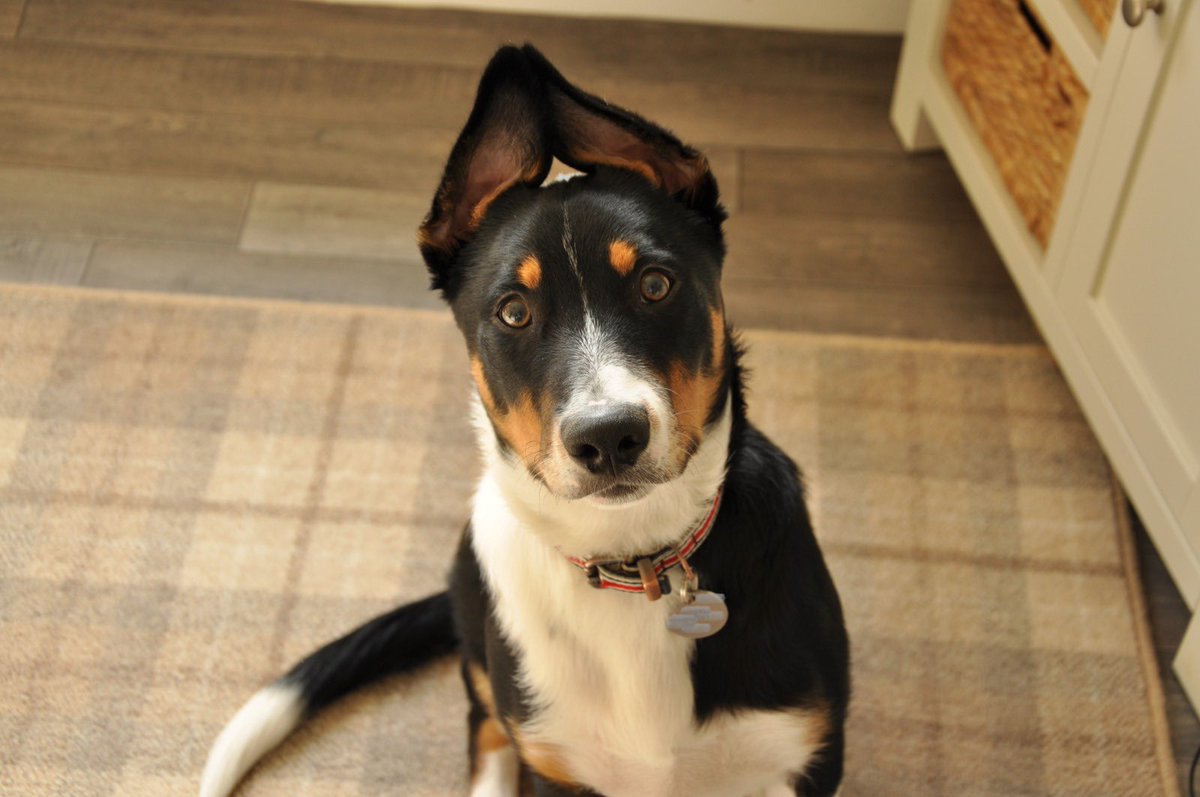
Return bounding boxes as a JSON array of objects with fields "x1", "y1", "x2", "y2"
[
  {"x1": 419, "y1": 46, "x2": 551, "y2": 290},
  {"x1": 523, "y1": 44, "x2": 725, "y2": 229}
]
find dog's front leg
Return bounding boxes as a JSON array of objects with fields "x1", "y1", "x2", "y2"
[
  {"x1": 465, "y1": 698, "x2": 520, "y2": 797},
  {"x1": 461, "y1": 656, "x2": 520, "y2": 797},
  {"x1": 465, "y1": 705, "x2": 518, "y2": 797}
]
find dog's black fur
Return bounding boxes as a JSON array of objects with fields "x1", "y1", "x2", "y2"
[{"x1": 208, "y1": 44, "x2": 849, "y2": 797}]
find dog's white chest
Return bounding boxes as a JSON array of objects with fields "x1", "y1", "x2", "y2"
[
  {"x1": 528, "y1": 689, "x2": 826, "y2": 797},
  {"x1": 471, "y1": 477, "x2": 825, "y2": 797}
]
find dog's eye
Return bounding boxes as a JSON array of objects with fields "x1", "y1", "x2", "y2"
[
  {"x1": 639, "y1": 270, "x2": 672, "y2": 303},
  {"x1": 497, "y1": 296, "x2": 532, "y2": 329}
]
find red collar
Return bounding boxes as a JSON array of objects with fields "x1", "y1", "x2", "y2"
[{"x1": 563, "y1": 486, "x2": 723, "y2": 601}]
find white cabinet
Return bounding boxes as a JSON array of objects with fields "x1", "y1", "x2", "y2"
[
  {"x1": 892, "y1": 0, "x2": 1200, "y2": 699},
  {"x1": 1060, "y1": 0, "x2": 1200, "y2": 532}
]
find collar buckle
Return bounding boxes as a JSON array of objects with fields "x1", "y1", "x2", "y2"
[
  {"x1": 636, "y1": 557, "x2": 667, "y2": 601},
  {"x1": 565, "y1": 486, "x2": 723, "y2": 599}
]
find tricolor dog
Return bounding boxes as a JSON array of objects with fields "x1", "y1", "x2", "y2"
[{"x1": 201, "y1": 45, "x2": 849, "y2": 797}]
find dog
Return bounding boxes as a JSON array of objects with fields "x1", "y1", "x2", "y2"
[{"x1": 200, "y1": 44, "x2": 849, "y2": 797}]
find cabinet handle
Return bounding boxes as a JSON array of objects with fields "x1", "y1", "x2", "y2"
[{"x1": 1123, "y1": 0, "x2": 1164, "y2": 27}]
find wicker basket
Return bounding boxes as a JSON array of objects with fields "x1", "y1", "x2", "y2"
[
  {"x1": 1078, "y1": 0, "x2": 1118, "y2": 38},
  {"x1": 942, "y1": 0, "x2": 1089, "y2": 247}
]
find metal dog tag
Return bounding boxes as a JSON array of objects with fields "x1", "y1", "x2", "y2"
[{"x1": 666, "y1": 590, "x2": 728, "y2": 639}]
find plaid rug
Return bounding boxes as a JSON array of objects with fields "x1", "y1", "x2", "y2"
[{"x1": 0, "y1": 284, "x2": 1176, "y2": 796}]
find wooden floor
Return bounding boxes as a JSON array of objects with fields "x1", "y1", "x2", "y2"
[{"x1": 0, "y1": 0, "x2": 1194, "y2": 789}]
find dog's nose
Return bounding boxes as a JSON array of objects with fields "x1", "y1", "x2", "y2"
[{"x1": 561, "y1": 406, "x2": 650, "y2": 475}]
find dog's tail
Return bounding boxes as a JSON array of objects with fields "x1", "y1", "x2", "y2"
[{"x1": 199, "y1": 591, "x2": 456, "y2": 797}]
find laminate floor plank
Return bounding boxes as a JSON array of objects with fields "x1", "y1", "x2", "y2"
[
  {"x1": 0, "y1": 234, "x2": 91, "y2": 284},
  {"x1": 0, "y1": 40, "x2": 897, "y2": 152},
  {"x1": 722, "y1": 276, "x2": 1041, "y2": 343},
  {"x1": 20, "y1": 0, "x2": 901, "y2": 95},
  {"x1": 239, "y1": 182, "x2": 428, "y2": 261},
  {"x1": 741, "y1": 149, "x2": 976, "y2": 222},
  {"x1": 0, "y1": 0, "x2": 22, "y2": 38},
  {"x1": 724, "y1": 212, "x2": 1014, "y2": 291},
  {"x1": 0, "y1": 39, "x2": 481, "y2": 129},
  {"x1": 84, "y1": 239, "x2": 441, "y2": 309},
  {"x1": 0, "y1": 98, "x2": 451, "y2": 190},
  {"x1": 0, "y1": 166, "x2": 249, "y2": 243},
  {"x1": 592, "y1": 80, "x2": 897, "y2": 153}
]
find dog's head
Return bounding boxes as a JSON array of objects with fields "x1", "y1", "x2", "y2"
[{"x1": 420, "y1": 45, "x2": 730, "y2": 508}]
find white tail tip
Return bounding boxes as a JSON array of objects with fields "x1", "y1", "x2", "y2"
[{"x1": 199, "y1": 683, "x2": 305, "y2": 797}]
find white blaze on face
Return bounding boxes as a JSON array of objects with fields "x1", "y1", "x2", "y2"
[
  {"x1": 544, "y1": 313, "x2": 675, "y2": 493},
  {"x1": 554, "y1": 206, "x2": 672, "y2": 485}
]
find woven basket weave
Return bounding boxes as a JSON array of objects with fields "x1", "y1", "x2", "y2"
[
  {"x1": 1078, "y1": 0, "x2": 1118, "y2": 38},
  {"x1": 942, "y1": 0, "x2": 1089, "y2": 247}
]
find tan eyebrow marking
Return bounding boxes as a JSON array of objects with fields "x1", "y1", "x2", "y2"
[
  {"x1": 608, "y1": 240, "x2": 637, "y2": 277},
  {"x1": 517, "y1": 254, "x2": 542, "y2": 289}
]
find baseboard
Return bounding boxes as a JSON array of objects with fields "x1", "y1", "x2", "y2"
[{"x1": 308, "y1": 0, "x2": 912, "y2": 34}]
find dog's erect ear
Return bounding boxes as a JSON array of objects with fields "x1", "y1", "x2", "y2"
[
  {"x1": 523, "y1": 45, "x2": 725, "y2": 229},
  {"x1": 419, "y1": 46, "x2": 551, "y2": 290},
  {"x1": 419, "y1": 45, "x2": 724, "y2": 292}
]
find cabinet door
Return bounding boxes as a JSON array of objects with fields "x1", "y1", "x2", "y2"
[{"x1": 1058, "y1": 0, "x2": 1199, "y2": 594}]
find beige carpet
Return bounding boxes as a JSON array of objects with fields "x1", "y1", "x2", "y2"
[{"x1": 0, "y1": 284, "x2": 1177, "y2": 796}]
